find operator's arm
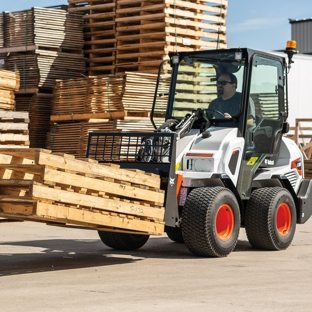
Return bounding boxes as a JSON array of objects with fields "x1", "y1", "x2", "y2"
[{"x1": 247, "y1": 97, "x2": 256, "y2": 128}]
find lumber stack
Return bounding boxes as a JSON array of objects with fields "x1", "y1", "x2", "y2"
[
  {"x1": 68, "y1": 0, "x2": 228, "y2": 75},
  {"x1": 48, "y1": 71, "x2": 159, "y2": 156},
  {"x1": 46, "y1": 121, "x2": 118, "y2": 157},
  {"x1": 68, "y1": 0, "x2": 117, "y2": 76},
  {"x1": 51, "y1": 74, "x2": 125, "y2": 121},
  {"x1": 0, "y1": 148, "x2": 165, "y2": 235},
  {"x1": 14, "y1": 93, "x2": 53, "y2": 148},
  {"x1": 0, "y1": 69, "x2": 20, "y2": 109},
  {"x1": 0, "y1": 6, "x2": 86, "y2": 149},
  {"x1": 115, "y1": 0, "x2": 227, "y2": 73},
  {"x1": 122, "y1": 72, "x2": 157, "y2": 115},
  {"x1": 0, "y1": 111, "x2": 29, "y2": 147},
  {"x1": 0, "y1": 6, "x2": 86, "y2": 92}
]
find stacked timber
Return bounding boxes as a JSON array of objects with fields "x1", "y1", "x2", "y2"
[
  {"x1": 122, "y1": 72, "x2": 157, "y2": 115},
  {"x1": 68, "y1": 0, "x2": 227, "y2": 75},
  {"x1": 15, "y1": 93, "x2": 53, "y2": 148},
  {"x1": 68, "y1": 0, "x2": 117, "y2": 76},
  {"x1": 0, "y1": 13, "x2": 3, "y2": 48},
  {"x1": 0, "y1": 69, "x2": 29, "y2": 147},
  {"x1": 0, "y1": 69, "x2": 20, "y2": 109},
  {"x1": 0, "y1": 7, "x2": 86, "y2": 148},
  {"x1": 48, "y1": 71, "x2": 159, "y2": 156},
  {"x1": 2, "y1": 7, "x2": 83, "y2": 51},
  {"x1": 0, "y1": 111, "x2": 29, "y2": 147},
  {"x1": 51, "y1": 75, "x2": 125, "y2": 122},
  {"x1": 115, "y1": 0, "x2": 227, "y2": 73},
  {"x1": 0, "y1": 148, "x2": 165, "y2": 235},
  {"x1": 46, "y1": 121, "x2": 117, "y2": 157}
]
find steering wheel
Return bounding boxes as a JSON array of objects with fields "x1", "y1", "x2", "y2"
[{"x1": 206, "y1": 109, "x2": 225, "y2": 119}]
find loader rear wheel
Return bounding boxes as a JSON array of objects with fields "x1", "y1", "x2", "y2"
[
  {"x1": 245, "y1": 187, "x2": 296, "y2": 250},
  {"x1": 98, "y1": 231, "x2": 149, "y2": 250},
  {"x1": 182, "y1": 187, "x2": 240, "y2": 257}
]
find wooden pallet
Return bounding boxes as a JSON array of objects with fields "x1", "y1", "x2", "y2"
[
  {"x1": 0, "y1": 148, "x2": 164, "y2": 234},
  {"x1": 51, "y1": 75, "x2": 125, "y2": 121},
  {"x1": 0, "y1": 111, "x2": 29, "y2": 147}
]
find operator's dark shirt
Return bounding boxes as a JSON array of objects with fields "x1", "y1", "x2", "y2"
[
  {"x1": 208, "y1": 92, "x2": 242, "y2": 117},
  {"x1": 209, "y1": 92, "x2": 256, "y2": 130}
]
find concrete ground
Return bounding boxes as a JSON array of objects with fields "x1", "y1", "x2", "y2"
[{"x1": 1, "y1": 218, "x2": 312, "y2": 312}]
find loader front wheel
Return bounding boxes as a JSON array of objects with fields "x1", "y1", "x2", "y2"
[
  {"x1": 245, "y1": 187, "x2": 296, "y2": 250},
  {"x1": 98, "y1": 231, "x2": 149, "y2": 250},
  {"x1": 182, "y1": 187, "x2": 240, "y2": 257},
  {"x1": 167, "y1": 230, "x2": 184, "y2": 243}
]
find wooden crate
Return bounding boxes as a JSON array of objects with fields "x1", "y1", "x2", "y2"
[{"x1": 0, "y1": 148, "x2": 165, "y2": 235}]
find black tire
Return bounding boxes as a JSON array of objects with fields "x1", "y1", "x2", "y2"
[
  {"x1": 98, "y1": 231, "x2": 149, "y2": 250},
  {"x1": 245, "y1": 187, "x2": 296, "y2": 250},
  {"x1": 167, "y1": 230, "x2": 184, "y2": 243},
  {"x1": 182, "y1": 187, "x2": 240, "y2": 257}
]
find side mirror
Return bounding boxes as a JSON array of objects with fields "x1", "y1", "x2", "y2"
[{"x1": 282, "y1": 122, "x2": 290, "y2": 134}]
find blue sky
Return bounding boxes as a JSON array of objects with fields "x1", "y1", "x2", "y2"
[{"x1": 2, "y1": 0, "x2": 312, "y2": 51}]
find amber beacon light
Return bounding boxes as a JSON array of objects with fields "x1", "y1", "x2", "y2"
[{"x1": 285, "y1": 40, "x2": 298, "y2": 71}]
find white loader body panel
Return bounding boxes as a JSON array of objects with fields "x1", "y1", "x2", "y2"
[{"x1": 177, "y1": 127, "x2": 245, "y2": 187}]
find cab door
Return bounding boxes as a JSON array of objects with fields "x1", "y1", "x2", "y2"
[{"x1": 236, "y1": 54, "x2": 285, "y2": 199}]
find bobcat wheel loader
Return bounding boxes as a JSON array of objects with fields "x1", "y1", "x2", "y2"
[{"x1": 87, "y1": 41, "x2": 312, "y2": 257}]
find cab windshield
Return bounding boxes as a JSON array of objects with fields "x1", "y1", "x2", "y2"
[{"x1": 152, "y1": 52, "x2": 245, "y2": 128}]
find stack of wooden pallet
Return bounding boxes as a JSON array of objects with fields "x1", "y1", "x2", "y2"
[
  {"x1": 1, "y1": 7, "x2": 86, "y2": 93},
  {"x1": 0, "y1": 69, "x2": 20, "y2": 109},
  {"x1": 15, "y1": 93, "x2": 54, "y2": 148},
  {"x1": 46, "y1": 121, "x2": 118, "y2": 157},
  {"x1": 0, "y1": 148, "x2": 165, "y2": 235},
  {"x1": 0, "y1": 69, "x2": 30, "y2": 148},
  {"x1": 51, "y1": 75, "x2": 125, "y2": 121},
  {"x1": 68, "y1": 0, "x2": 227, "y2": 75},
  {"x1": 68, "y1": 0, "x2": 117, "y2": 76},
  {"x1": 0, "y1": 6, "x2": 87, "y2": 148},
  {"x1": 0, "y1": 111, "x2": 30, "y2": 147},
  {"x1": 115, "y1": 0, "x2": 227, "y2": 73},
  {"x1": 48, "y1": 71, "x2": 158, "y2": 156}
]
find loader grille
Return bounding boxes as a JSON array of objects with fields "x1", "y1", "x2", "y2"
[{"x1": 86, "y1": 132, "x2": 176, "y2": 174}]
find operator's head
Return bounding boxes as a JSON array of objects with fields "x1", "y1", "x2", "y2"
[{"x1": 217, "y1": 73, "x2": 237, "y2": 100}]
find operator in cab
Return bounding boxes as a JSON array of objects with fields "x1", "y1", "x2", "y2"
[{"x1": 208, "y1": 73, "x2": 256, "y2": 129}]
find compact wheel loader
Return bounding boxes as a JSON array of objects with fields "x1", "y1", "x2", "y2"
[{"x1": 87, "y1": 42, "x2": 312, "y2": 257}]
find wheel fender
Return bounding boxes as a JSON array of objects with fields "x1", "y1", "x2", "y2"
[{"x1": 297, "y1": 179, "x2": 312, "y2": 224}]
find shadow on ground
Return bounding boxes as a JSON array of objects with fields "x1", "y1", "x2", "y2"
[{"x1": 0, "y1": 235, "x2": 254, "y2": 277}]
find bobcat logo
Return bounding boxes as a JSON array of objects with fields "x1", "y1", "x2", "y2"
[{"x1": 170, "y1": 177, "x2": 175, "y2": 187}]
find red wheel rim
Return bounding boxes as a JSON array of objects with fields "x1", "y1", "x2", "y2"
[
  {"x1": 216, "y1": 204, "x2": 234, "y2": 241},
  {"x1": 276, "y1": 203, "x2": 292, "y2": 236}
]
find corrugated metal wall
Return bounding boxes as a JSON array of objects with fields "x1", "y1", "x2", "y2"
[{"x1": 290, "y1": 19, "x2": 312, "y2": 54}]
